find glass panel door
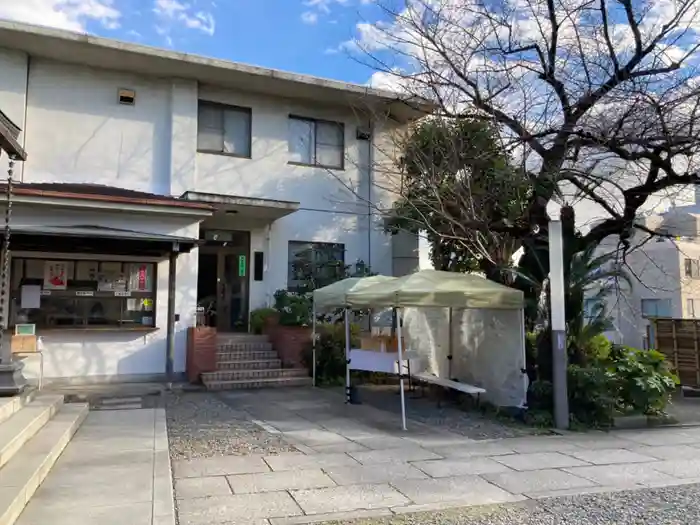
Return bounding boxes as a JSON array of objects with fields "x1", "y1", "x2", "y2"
[{"x1": 217, "y1": 251, "x2": 249, "y2": 332}]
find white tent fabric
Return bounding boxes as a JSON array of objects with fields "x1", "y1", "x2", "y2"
[
  {"x1": 402, "y1": 307, "x2": 527, "y2": 407},
  {"x1": 313, "y1": 275, "x2": 397, "y2": 312},
  {"x1": 344, "y1": 269, "x2": 524, "y2": 309}
]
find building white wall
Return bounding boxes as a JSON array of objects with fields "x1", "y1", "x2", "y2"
[
  {"x1": 7, "y1": 204, "x2": 200, "y2": 381},
  {"x1": 0, "y1": 49, "x2": 28, "y2": 179}
]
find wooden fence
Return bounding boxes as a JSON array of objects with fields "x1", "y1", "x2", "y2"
[{"x1": 649, "y1": 318, "x2": 700, "y2": 387}]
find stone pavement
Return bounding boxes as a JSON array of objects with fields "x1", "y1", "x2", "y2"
[
  {"x1": 15, "y1": 408, "x2": 174, "y2": 525},
  {"x1": 173, "y1": 388, "x2": 700, "y2": 525}
]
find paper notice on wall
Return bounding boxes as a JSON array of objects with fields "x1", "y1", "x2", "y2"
[
  {"x1": 20, "y1": 285, "x2": 41, "y2": 309},
  {"x1": 43, "y1": 261, "x2": 67, "y2": 290}
]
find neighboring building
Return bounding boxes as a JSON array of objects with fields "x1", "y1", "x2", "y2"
[
  {"x1": 599, "y1": 209, "x2": 700, "y2": 349},
  {"x1": 0, "y1": 20, "x2": 422, "y2": 384}
]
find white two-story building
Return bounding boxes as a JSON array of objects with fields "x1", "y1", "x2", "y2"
[{"x1": 0, "y1": 20, "x2": 421, "y2": 385}]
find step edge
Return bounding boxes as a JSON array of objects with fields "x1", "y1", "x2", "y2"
[
  {"x1": 0, "y1": 403, "x2": 88, "y2": 525},
  {"x1": 0, "y1": 396, "x2": 64, "y2": 471}
]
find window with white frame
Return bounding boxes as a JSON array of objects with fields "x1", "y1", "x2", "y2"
[
  {"x1": 641, "y1": 298, "x2": 672, "y2": 318},
  {"x1": 197, "y1": 101, "x2": 252, "y2": 157},
  {"x1": 685, "y1": 258, "x2": 700, "y2": 279},
  {"x1": 288, "y1": 116, "x2": 344, "y2": 169},
  {"x1": 287, "y1": 241, "x2": 345, "y2": 291},
  {"x1": 687, "y1": 298, "x2": 700, "y2": 318}
]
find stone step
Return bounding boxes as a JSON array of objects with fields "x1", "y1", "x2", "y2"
[
  {"x1": 216, "y1": 359, "x2": 283, "y2": 371},
  {"x1": 0, "y1": 395, "x2": 64, "y2": 471},
  {"x1": 202, "y1": 368, "x2": 308, "y2": 383},
  {"x1": 217, "y1": 333, "x2": 269, "y2": 345},
  {"x1": 217, "y1": 341, "x2": 274, "y2": 352},
  {"x1": 0, "y1": 391, "x2": 36, "y2": 426},
  {"x1": 203, "y1": 376, "x2": 312, "y2": 391},
  {"x1": 0, "y1": 403, "x2": 88, "y2": 525},
  {"x1": 217, "y1": 349, "x2": 279, "y2": 362}
]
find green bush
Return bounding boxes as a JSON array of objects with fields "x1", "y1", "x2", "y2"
[
  {"x1": 273, "y1": 289, "x2": 312, "y2": 327},
  {"x1": 607, "y1": 346, "x2": 679, "y2": 415},
  {"x1": 585, "y1": 334, "x2": 612, "y2": 360},
  {"x1": 302, "y1": 322, "x2": 360, "y2": 385},
  {"x1": 250, "y1": 307, "x2": 276, "y2": 334},
  {"x1": 568, "y1": 364, "x2": 617, "y2": 427}
]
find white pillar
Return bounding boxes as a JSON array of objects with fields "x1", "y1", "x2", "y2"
[{"x1": 548, "y1": 219, "x2": 569, "y2": 429}]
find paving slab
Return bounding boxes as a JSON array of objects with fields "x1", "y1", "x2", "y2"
[
  {"x1": 352, "y1": 436, "x2": 416, "y2": 450},
  {"x1": 648, "y1": 458, "x2": 700, "y2": 478},
  {"x1": 309, "y1": 441, "x2": 369, "y2": 454},
  {"x1": 175, "y1": 476, "x2": 233, "y2": 499},
  {"x1": 567, "y1": 448, "x2": 658, "y2": 465},
  {"x1": 227, "y1": 468, "x2": 336, "y2": 494},
  {"x1": 174, "y1": 455, "x2": 270, "y2": 478},
  {"x1": 349, "y1": 447, "x2": 442, "y2": 465},
  {"x1": 412, "y1": 457, "x2": 514, "y2": 477},
  {"x1": 323, "y1": 462, "x2": 428, "y2": 485},
  {"x1": 269, "y1": 508, "x2": 393, "y2": 524},
  {"x1": 501, "y1": 436, "x2": 583, "y2": 453},
  {"x1": 493, "y1": 451, "x2": 590, "y2": 471},
  {"x1": 264, "y1": 452, "x2": 359, "y2": 471},
  {"x1": 560, "y1": 434, "x2": 640, "y2": 450},
  {"x1": 283, "y1": 429, "x2": 350, "y2": 447},
  {"x1": 177, "y1": 491, "x2": 302, "y2": 524},
  {"x1": 628, "y1": 444, "x2": 700, "y2": 460},
  {"x1": 16, "y1": 501, "x2": 154, "y2": 525},
  {"x1": 483, "y1": 468, "x2": 598, "y2": 494},
  {"x1": 290, "y1": 483, "x2": 409, "y2": 514},
  {"x1": 390, "y1": 474, "x2": 522, "y2": 505},
  {"x1": 428, "y1": 442, "x2": 515, "y2": 458},
  {"x1": 564, "y1": 463, "x2": 678, "y2": 487},
  {"x1": 611, "y1": 429, "x2": 700, "y2": 446}
]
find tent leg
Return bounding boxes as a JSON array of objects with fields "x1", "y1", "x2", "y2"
[
  {"x1": 396, "y1": 307, "x2": 407, "y2": 431},
  {"x1": 345, "y1": 308, "x2": 351, "y2": 404},
  {"x1": 448, "y1": 307, "x2": 453, "y2": 379},
  {"x1": 312, "y1": 306, "x2": 317, "y2": 388}
]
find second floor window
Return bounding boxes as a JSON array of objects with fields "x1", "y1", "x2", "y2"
[
  {"x1": 288, "y1": 241, "x2": 345, "y2": 291},
  {"x1": 288, "y1": 116, "x2": 344, "y2": 169},
  {"x1": 686, "y1": 258, "x2": 700, "y2": 279},
  {"x1": 197, "y1": 102, "x2": 252, "y2": 158},
  {"x1": 688, "y1": 298, "x2": 700, "y2": 318},
  {"x1": 641, "y1": 298, "x2": 672, "y2": 318}
]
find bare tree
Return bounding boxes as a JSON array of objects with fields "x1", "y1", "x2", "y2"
[{"x1": 347, "y1": 0, "x2": 700, "y2": 267}]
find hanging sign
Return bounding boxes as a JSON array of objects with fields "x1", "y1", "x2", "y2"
[{"x1": 238, "y1": 255, "x2": 246, "y2": 277}]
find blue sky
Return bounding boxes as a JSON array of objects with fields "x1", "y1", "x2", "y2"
[{"x1": 0, "y1": 0, "x2": 386, "y2": 85}]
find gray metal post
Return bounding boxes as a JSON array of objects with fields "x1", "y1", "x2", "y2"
[
  {"x1": 548, "y1": 219, "x2": 569, "y2": 429},
  {"x1": 165, "y1": 247, "x2": 178, "y2": 384}
]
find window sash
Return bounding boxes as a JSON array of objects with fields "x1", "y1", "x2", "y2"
[
  {"x1": 198, "y1": 102, "x2": 251, "y2": 156},
  {"x1": 288, "y1": 241, "x2": 345, "y2": 289},
  {"x1": 288, "y1": 117, "x2": 344, "y2": 168},
  {"x1": 641, "y1": 299, "x2": 672, "y2": 318},
  {"x1": 686, "y1": 258, "x2": 700, "y2": 278}
]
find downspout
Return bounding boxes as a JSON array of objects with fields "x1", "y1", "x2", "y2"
[
  {"x1": 21, "y1": 55, "x2": 30, "y2": 182},
  {"x1": 367, "y1": 119, "x2": 373, "y2": 271},
  {"x1": 265, "y1": 224, "x2": 272, "y2": 305}
]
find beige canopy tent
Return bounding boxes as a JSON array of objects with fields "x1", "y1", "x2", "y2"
[
  {"x1": 311, "y1": 276, "x2": 395, "y2": 389},
  {"x1": 313, "y1": 270, "x2": 527, "y2": 430},
  {"x1": 344, "y1": 269, "x2": 524, "y2": 310}
]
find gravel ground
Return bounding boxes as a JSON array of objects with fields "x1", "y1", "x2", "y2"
[
  {"x1": 352, "y1": 384, "x2": 547, "y2": 440},
  {"x1": 326, "y1": 484, "x2": 700, "y2": 524},
  {"x1": 163, "y1": 391, "x2": 297, "y2": 460}
]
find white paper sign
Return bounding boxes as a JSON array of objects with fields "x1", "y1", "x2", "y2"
[
  {"x1": 20, "y1": 285, "x2": 41, "y2": 309},
  {"x1": 43, "y1": 261, "x2": 68, "y2": 290}
]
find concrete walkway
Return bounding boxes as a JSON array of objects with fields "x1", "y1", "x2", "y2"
[
  {"x1": 15, "y1": 408, "x2": 174, "y2": 525},
  {"x1": 173, "y1": 389, "x2": 700, "y2": 525}
]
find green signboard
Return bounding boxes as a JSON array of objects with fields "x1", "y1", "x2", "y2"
[
  {"x1": 238, "y1": 255, "x2": 246, "y2": 277},
  {"x1": 15, "y1": 324, "x2": 36, "y2": 336}
]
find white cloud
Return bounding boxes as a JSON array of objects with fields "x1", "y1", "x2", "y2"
[
  {"x1": 301, "y1": 11, "x2": 318, "y2": 24},
  {"x1": 0, "y1": 0, "x2": 121, "y2": 32},
  {"x1": 153, "y1": 0, "x2": 215, "y2": 37}
]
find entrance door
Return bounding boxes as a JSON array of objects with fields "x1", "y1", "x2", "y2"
[{"x1": 217, "y1": 250, "x2": 249, "y2": 332}]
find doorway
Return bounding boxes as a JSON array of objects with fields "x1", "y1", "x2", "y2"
[{"x1": 197, "y1": 230, "x2": 250, "y2": 332}]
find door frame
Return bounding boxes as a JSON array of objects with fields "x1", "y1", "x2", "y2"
[{"x1": 199, "y1": 245, "x2": 250, "y2": 332}]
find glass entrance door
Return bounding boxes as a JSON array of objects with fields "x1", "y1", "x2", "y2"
[{"x1": 217, "y1": 251, "x2": 249, "y2": 332}]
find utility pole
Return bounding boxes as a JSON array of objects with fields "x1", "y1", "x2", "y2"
[{"x1": 549, "y1": 218, "x2": 569, "y2": 429}]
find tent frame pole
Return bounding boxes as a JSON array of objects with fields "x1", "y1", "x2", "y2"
[
  {"x1": 448, "y1": 307, "x2": 453, "y2": 379},
  {"x1": 396, "y1": 307, "x2": 407, "y2": 431},
  {"x1": 312, "y1": 304, "x2": 317, "y2": 387},
  {"x1": 345, "y1": 307, "x2": 351, "y2": 404}
]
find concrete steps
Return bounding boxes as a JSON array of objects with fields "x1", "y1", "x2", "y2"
[
  {"x1": 202, "y1": 368, "x2": 308, "y2": 383},
  {"x1": 0, "y1": 392, "x2": 36, "y2": 426},
  {"x1": 0, "y1": 397, "x2": 88, "y2": 525},
  {"x1": 204, "y1": 376, "x2": 312, "y2": 391},
  {"x1": 217, "y1": 349, "x2": 279, "y2": 361},
  {"x1": 216, "y1": 359, "x2": 283, "y2": 371}
]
